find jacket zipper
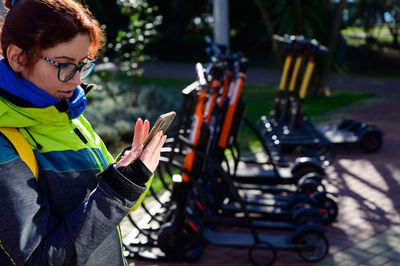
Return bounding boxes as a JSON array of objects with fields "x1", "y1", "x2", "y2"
[
  {"x1": 73, "y1": 128, "x2": 88, "y2": 144},
  {"x1": 23, "y1": 128, "x2": 43, "y2": 150},
  {"x1": 72, "y1": 125, "x2": 104, "y2": 171},
  {"x1": 74, "y1": 124, "x2": 126, "y2": 265}
]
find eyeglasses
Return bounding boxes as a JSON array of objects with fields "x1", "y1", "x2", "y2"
[{"x1": 38, "y1": 54, "x2": 96, "y2": 82}]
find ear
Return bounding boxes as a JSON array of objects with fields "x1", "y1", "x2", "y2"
[{"x1": 6, "y1": 44, "x2": 24, "y2": 72}]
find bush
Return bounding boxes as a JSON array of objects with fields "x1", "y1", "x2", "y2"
[{"x1": 85, "y1": 74, "x2": 181, "y2": 153}]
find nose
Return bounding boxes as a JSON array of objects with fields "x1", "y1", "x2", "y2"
[{"x1": 67, "y1": 70, "x2": 82, "y2": 85}]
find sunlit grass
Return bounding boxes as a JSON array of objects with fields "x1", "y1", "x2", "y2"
[
  {"x1": 241, "y1": 84, "x2": 376, "y2": 149},
  {"x1": 242, "y1": 85, "x2": 375, "y2": 123},
  {"x1": 341, "y1": 26, "x2": 400, "y2": 45}
]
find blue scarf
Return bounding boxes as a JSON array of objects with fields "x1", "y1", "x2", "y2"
[
  {"x1": 68, "y1": 86, "x2": 87, "y2": 119},
  {"x1": 0, "y1": 59, "x2": 86, "y2": 119}
]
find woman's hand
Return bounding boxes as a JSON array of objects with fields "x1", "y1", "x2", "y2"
[
  {"x1": 115, "y1": 118, "x2": 149, "y2": 168},
  {"x1": 115, "y1": 118, "x2": 166, "y2": 173},
  {"x1": 131, "y1": 118, "x2": 150, "y2": 148},
  {"x1": 140, "y1": 131, "x2": 167, "y2": 173}
]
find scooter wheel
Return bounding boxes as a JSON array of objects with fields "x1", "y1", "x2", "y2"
[
  {"x1": 292, "y1": 163, "x2": 325, "y2": 181},
  {"x1": 285, "y1": 194, "x2": 317, "y2": 212},
  {"x1": 248, "y1": 241, "x2": 277, "y2": 266},
  {"x1": 291, "y1": 208, "x2": 323, "y2": 225},
  {"x1": 157, "y1": 223, "x2": 186, "y2": 254},
  {"x1": 298, "y1": 172, "x2": 324, "y2": 186},
  {"x1": 316, "y1": 194, "x2": 339, "y2": 224},
  {"x1": 295, "y1": 232, "x2": 329, "y2": 262},
  {"x1": 360, "y1": 130, "x2": 382, "y2": 153},
  {"x1": 297, "y1": 179, "x2": 326, "y2": 195}
]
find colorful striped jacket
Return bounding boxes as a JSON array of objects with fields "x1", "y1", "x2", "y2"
[{"x1": 0, "y1": 83, "x2": 147, "y2": 265}]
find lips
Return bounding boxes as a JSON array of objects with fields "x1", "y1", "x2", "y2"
[{"x1": 59, "y1": 90, "x2": 74, "y2": 99}]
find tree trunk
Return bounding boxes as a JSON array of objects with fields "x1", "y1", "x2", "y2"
[
  {"x1": 293, "y1": 0, "x2": 304, "y2": 35},
  {"x1": 254, "y1": 0, "x2": 274, "y2": 39},
  {"x1": 317, "y1": 0, "x2": 347, "y2": 96},
  {"x1": 254, "y1": 0, "x2": 281, "y2": 64}
]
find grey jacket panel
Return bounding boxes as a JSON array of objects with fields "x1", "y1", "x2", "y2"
[{"x1": 0, "y1": 135, "x2": 146, "y2": 265}]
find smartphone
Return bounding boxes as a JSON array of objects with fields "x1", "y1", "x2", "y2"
[{"x1": 143, "y1": 111, "x2": 176, "y2": 147}]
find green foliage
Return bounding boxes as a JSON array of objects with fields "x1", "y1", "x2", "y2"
[
  {"x1": 341, "y1": 26, "x2": 400, "y2": 46},
  {"x1": 85, "y1": 73, "x2": 181, "y2": 154},
  {"x1": 148, "y1": 171, "x2": 173, "y2": 196},
  {"x1": 85, "y1": 0, "x2": 130, "y2": 50},
  {"x1": 138, "y1": 77, "x2": 193, "y2": 89},
  {"x1": 128, "y1": 1, "x2": 332, "y2": 63},
  {"x1": 344, "y1": 0, "x2": 400, "y2": 48},
  {"x1": 105, "y1": 0, "x2": 162, "y2": 77},
  {"x1": 145, "y1": 0, "x2": 210, "y2": 61}
]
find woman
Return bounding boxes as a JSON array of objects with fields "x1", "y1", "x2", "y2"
[{"x1": 0, "y1": 0, "x2": 166, "y2": 265}]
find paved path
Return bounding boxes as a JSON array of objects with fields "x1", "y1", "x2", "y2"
[
  {"x1": 141, "y1": 61, "x2": 400, "y2": 97},
  {"x1": 313, "y1": 98, "x2": 400, "y2": 266},
  {"x1": 125, "y1": 61, "x2": 400, "y2": 265},
  {"x1": 317, "y1": 225, "x2": 400, "y2": 266},
  {"x1": 96, "y1": 60, "x2": 400, "y2": 96}
]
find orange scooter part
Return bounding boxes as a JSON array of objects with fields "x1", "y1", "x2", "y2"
[
  {"x1": 218, "y1": 71, "x2": 246, "y2": 149},
  {"x1": 205, "y1": 79, "x2": 221, "y2": 124},
  {"x1": 217, "y1": 69, "x2": 232, "y2": 108},
  {"x1": 182, "y1": 91, "x2": 208, "y2": 182}
]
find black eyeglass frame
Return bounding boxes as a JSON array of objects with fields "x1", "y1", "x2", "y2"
[
  {"x1": 21, "y1": 48, "x2": 95, "y2": 83},
  {"x1": 38, "y1": 54, "x2": 96, "y2": 82}
]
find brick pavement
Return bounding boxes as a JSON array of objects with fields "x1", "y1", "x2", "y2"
[
  {"x1": 316, "y1": 225, "x2": 400, "y2": 266},
  {"x1": 312, "y1": 98, "x2": 400, "y2": 266}
]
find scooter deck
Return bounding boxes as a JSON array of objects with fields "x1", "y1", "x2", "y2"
[
  {"x1": 317, "y1": 125, "x2": 359, "y2": 144},
  {"x1": 252, "y1": 219, "x2": 297, "y2": 230},
  {"x1": 235, "y1": 182, "x2": 298, "y2": 194},
  {"x1": 234, "y1": 166, "x2": 295, "y2": 185},
  {"x1": 239, "y1": 190, "x2": 296, "y2": 205},
  {"x1": 204, "y1": 227, "x2": 296, "y2": 249},
  {"x1": 222, "y1": 201, "x2": 290, "y2": 217}
]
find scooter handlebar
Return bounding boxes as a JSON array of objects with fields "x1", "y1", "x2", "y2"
[
  {"x1": 205, "y1": 35, "x2": 223, "y2": 57},
  {"x1": 195, "y1": 63, "x2": 207, "y2": 88}
]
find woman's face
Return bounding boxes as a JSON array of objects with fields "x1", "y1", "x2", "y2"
[{"x1": 21, "y1": 33, "x2": 91, "y2": 100}]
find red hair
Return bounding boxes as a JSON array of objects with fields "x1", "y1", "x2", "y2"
[{"x1": 0, "y1": 0, "x2": 105, "y2": 67}]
